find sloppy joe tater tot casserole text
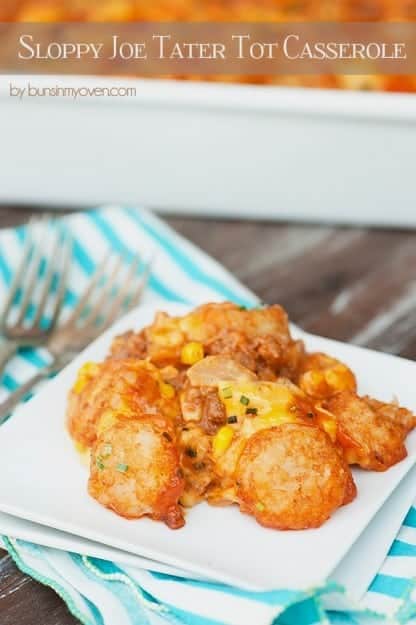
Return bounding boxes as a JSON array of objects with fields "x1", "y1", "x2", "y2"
[
  {"x1": 3, "y1": 0, "x2": 416, "y2": 92},
  {"x1": 67, "y1": 302, "x2": 416, "y2": 531}
]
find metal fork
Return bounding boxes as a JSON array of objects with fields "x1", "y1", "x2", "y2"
[
  {"x1": 0, "y1": 218, "x2": 72, "y2": 375},
  {"x1": 0, "y1": 251, "x2": 150, "y2": 423}
]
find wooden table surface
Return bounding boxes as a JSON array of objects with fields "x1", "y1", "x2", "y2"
[{"x1": 1, "y1": 207, "x2": 416, "y2": 625}]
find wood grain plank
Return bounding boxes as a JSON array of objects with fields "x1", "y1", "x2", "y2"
[
  {"x1": 169, "y1": 218, "x2": 416, "y2": 350},
  {"x1": 170, "y1": 218, "x2": 336, "y2": 282},
  {"x1": 0, "y1": 548, "x2": 78, "y2": 625},
  {"x1": 301, "y1": 232, "x2": 416, "y2": 346}
]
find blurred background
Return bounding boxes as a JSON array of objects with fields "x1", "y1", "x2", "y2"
[{"x1": 1, "y1": 1, "x2": 416, "y2": 224}]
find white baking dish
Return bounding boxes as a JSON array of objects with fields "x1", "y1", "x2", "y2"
[{"x1": 1, "y1": 75, "x2": 415, "y2": 226}]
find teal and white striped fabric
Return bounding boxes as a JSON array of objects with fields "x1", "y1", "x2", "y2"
[{"x1": 1, "y1": 206, "x2": 416, "y2": 625}]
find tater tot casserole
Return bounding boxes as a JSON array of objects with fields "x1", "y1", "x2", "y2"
[{"x1": 67, "y1": 302, "x2": 416, "y2": 530}]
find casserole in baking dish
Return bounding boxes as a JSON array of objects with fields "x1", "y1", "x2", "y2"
[{"x1": 1, "y1": 0, "x2": 416, "y2": 92}]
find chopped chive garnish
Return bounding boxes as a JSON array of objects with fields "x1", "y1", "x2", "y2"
[
  {"x1": 240, "y1": 395, "x2": 250, "y2": 406},
  {"x1": 116, "y1": 463, "x2": 129, "y2": 473},
  {"x1": 222, "y1": 387, "x2": 233, "y2": 399},
  {"x1": 185, "y1": 447, "x2": 197, "y2": 458},
  {"x1": 255, "y1": 502, "x2": 265, "y2": 512},
  {"x1": 239, "y1": 305, "x2": 247, "y2": 310},
  {"x1": 246, "y1": 407, "x2": 258, "y2": 415},
  {"x1": 96, "y1": 458, "x2": 105, "y2": 470},
  {"x1": 102, "y1": 444, "x2": 112, "y2": 457},
  {"x1": 227, "y1": 415, "x2": 238, "y2": 424}
]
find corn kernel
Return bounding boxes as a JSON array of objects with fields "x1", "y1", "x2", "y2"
[
  {"x1": 72, "y1": 379, "x2": 86, "y2": 394},
  {"x1": 160, "y1": 382, "x2": 175, "y2": 399},
  {"x1": 97, "y1": 411, "x2": 117, "y2": 436},
  {"x1": 75, "y1": 441, "x2": 88, "y2": 455},
  {"x1": 325, "y1": 366, "x2": 355, "y2": 392},
  {"x1": 73, "y1": 441, "x2": 91, "y2": 467},
  {"x1": 72, "y1": 362, "x2": 99, "y2": 394},
  {"x1": 181, "y1": 342, "x2": 204, "y2": 365},
  {"x1": 212, "y1": 425, "x2": 234, "y2": 457}
]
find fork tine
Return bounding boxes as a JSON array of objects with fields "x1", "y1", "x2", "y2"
[
  {"x1": 81, "y1": 253, "x2": 125, "y2": 328},
  {"x1": 46, "y1": 232, "x2": 73, "y2": 330},
  {"x1": 0, "y1": 220, "x2": 36, "y2": 327},
  {"x1": 15, "y1": 219, "x2": 51, "y2": 326},
  {"x1": 126, "y1": 258, "x2": 152, "y2": 309},
  {"x1": 32, "y1": 225, "x2": 62, "y2": 326},
  {"x1": 65, "y1": 251, "x2": 112, "y2": 327},
  {"x1": 105, "y1": 255, "x2": 152, "y2": 328},
  {"x1": 103, "y1": 253, "x2": 142, "y2": 326}
]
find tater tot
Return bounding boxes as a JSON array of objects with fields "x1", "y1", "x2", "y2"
[
  {"x1": 89, "y1": 417, "x2": 185, "y2": 528},
  {"x1": 67, "y1": 359, "x2": 179, "y2": 449},
  {"x1": 325, "y1": 391, "x2": 411, "y2": 471},
  {"x1": 364, "y1": 396, "x2": 416, "y2": 435},
  {"x1": 236, "y1": 423, "x2": 356, "y2": 530}
]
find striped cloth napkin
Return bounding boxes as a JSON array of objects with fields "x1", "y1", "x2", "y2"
[{"x1": 1, "y1": 206, "x2": 416, "y2": 625}]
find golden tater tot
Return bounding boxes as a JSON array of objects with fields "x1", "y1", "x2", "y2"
[
  {"x1": 67, "y1": 359, "x2": 179, "y2": 449},
  {"x1": 236, "y1": 423, "x2": 356, "y2": 530},
  {"x1": 298, "y1": 353, "x2": 357, "y2": 399},
  {"x1": 325, "y1": 391, "x2": 411, "y2": 471},
  {"x1": 364, "y1": 396, "x2": 416, "y2": 435},
  {"x1": 89, "y1": 417, "x2": 185, "y2": 528}
]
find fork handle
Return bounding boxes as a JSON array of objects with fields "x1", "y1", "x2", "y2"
[
  {"x1": 0, "y1": 340, "x2": 18, "y2": 377},
  {"x1": 0, "y1": 360, "x2": 59, "y2": 425}
]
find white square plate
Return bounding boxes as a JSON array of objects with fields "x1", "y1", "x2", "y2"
[
  {"x1": 0, "y1": 302, "x2": 415, "y2": 591},
  {"x1": 2, "y1": 463, "x2": 415, "y2": 601}
]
